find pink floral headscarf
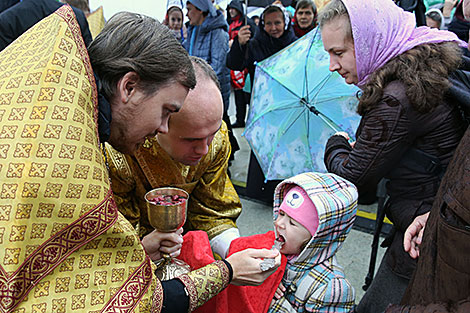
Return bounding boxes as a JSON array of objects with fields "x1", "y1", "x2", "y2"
[{"x1": 342, "y1": 0, "x2": 465, "y2": 86}]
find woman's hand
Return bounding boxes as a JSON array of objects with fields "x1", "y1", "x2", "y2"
[
  {"x1": 334, "y1": 131, "x2": 355, "y2": 147},
  {"x1": 141, "y1": 228, "x2": 184, "y2": 261},
  {"x1": 334, "y1": 131, "x2": 350, "y2": 140},
  {"x1": 237, "y1": 25, "x2": 252, "y2": 45},
  {"x1": 226, "y1": 248, "x2": 281, "y2": 286},
  {"x1": 443, "y1": 0, "x2": 458, "y2": 17},
  {"x1": 403, "y1": 212, "x2": 430, "y2": 259}
]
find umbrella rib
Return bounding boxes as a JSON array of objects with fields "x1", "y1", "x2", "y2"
[
  {"x1": 304, "y1": 29, "x2": 319, "y2": 102},
  {"x1": 310, "y1": 74, "x2": 333, "y2": 102},
  {"x1": 256, "y1": 66, "x2": 342, "y2": 134},
  {"x1": 316, "y1": 111, "x2": 342, "y2": 133},
  {"x1": 257, "y1": 65, "x2": 303, "y2": 100}
]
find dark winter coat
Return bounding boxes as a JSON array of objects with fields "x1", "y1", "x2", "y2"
[
  {"x1": 324, "y1": 81, "x2": 466, "y2": 279},
  {"x1": 400, "y1": 125, "x2": 470, "y2": 306},
  {"x1": 226, "y1": 15, "x2": 297, "y2": 86},
  {"x1": 0, "y1": 0, "x2": 92, "y2": 51},
  {"x1": 183, "y1": 11, "x2": 231, "y2": 111},
  {"x1": 226, "y1": 0, "x2": 257, "y2": 39}
]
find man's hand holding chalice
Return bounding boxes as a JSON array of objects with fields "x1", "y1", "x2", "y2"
[{"x1": 141, "y1": 227, "x2": 184, "y2": 261}]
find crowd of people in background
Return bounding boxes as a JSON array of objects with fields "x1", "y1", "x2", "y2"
[{"x1": 0, "y1": 0, "x2": 469, "y2": 312}]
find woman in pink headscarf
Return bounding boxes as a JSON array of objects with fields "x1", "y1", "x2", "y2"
[{"x1": 318, "y1": 0, "x2": 467, "y2": 312}]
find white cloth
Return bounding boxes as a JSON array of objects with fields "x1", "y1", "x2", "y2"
[{"x1": 210, "y1": 227, "x2": 240, "y2": 258}]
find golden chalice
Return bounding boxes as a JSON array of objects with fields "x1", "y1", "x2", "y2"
[{"x1": 145, "y1": 187, "x2": 191, "y2": 280}]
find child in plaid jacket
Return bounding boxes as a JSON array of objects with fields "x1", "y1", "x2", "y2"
[{"x1": 268, "y1": 172, "x2": 358, "y2": 313}]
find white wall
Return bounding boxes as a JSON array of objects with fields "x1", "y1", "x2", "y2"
[
  {"x1": 88, "y1": 0, "x2": 167, "y2": 22},
  {"x1": 87, "y1": 0, "x2": 230, "y2": 23}
]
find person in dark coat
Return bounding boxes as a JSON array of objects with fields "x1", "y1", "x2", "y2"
[
  {"x1": 226, "y1": 3, "x2": 297, "y2": 88},
  {"x1": 0, "y1": 0, "x2": 18, "y2": 13},
  {"x1": 447, "y1": 0, "x2": 470, "y2": 42},
  {"x1": 184, "y1": 0, "x2": 230, "y2": 114},
  {"x1": 0, "y1": 0, "x2": 92, "y2": 51},
  {"x1": 391, "y1": 121, "x2": 470, "y2": 311},
  {"x1": 183, "y1": 0, "x2": 240, "y2": 160},
  {"x1": 319, "y1": 0, "x2": 466, "y2": 312},
  {"x1": 226, "y1": 0, "x2": 257, "y2": 128}
]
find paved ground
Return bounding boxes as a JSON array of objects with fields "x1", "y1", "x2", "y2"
[{"x1": 227, "y1": 98, "x2": 387, "y2": 302}]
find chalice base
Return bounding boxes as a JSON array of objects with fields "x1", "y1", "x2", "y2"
[{"x1": 154, "y1": 257, "x2": 191, "y2": 281}]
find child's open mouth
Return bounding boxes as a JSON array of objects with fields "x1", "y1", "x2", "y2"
[{"x1": 276, "y1": 235, "x2": 286, "y2": 243}]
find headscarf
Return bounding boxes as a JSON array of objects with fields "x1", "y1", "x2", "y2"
[
  {"x1": 187, "y1": 0, "x2": 216, "y2": 17},
  {"x1": 261, "y1": 3, "x2": 290, "y2": 31},
  {"x1": 425, "y1": 8, "x2": 445, "y2": 29},
  {"x1": 252, "y1": 4, "x2": 297, "y2": 59},
  {"x1": 167, "y1": 0, "x2": 184, "y2": 10},
  {"x1": 342, "y1": 0, "x2": 464, "y2": 86}
]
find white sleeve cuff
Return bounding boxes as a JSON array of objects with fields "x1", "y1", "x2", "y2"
[{"x1": 209, "y1": 228, "x2": 240, "y2": 259}]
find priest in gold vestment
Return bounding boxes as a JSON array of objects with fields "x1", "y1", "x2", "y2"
[
  {"x1": 107, "y1": 58, "x2": 242, "y2": 259},
  {"x1": 0, "y1": 7, "x2": 280, "y2": 313}
]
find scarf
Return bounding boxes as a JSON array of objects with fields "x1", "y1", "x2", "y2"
[
  {"x1": 291, "y1": 15, "x2": 315, "y2": 37},
  {"x1": 229, "y1": 14, "x2": 242, "y2": 39},
  {"x1": 343, "y1": 0, "x2": 464, "y2": 86}
]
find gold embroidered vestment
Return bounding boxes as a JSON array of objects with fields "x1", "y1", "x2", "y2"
[{"x1": 107, "y1": 124, "x2": 242, "y2": 240}]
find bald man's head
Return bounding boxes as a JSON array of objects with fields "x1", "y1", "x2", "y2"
[{"x1": 156, "y1": 57, "x2": 224, "y2": 165}]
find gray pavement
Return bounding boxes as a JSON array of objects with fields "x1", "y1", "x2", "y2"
[{"x1": 227, "y1": 96, "x2": 387, "y2": 302}]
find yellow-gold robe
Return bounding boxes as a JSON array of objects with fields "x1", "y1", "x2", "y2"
[{"x1": 107, "y1": 122, "x2": 242, "y2": 240}]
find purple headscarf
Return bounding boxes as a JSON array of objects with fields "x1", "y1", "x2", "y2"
[{"x1": 342, "y1": 0, "x2": 464, "y2": 86}]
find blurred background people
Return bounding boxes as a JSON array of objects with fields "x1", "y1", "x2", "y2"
[
  {"x1": 227, "y1": 0, "x2": 257, "y2": 128},
  {"x1": 227, "y1": 3, "x2": 297, "y2": 89},
  {"x1": 292, "y1": 0, "x2": 317, "y2": 37},
  {"x1": 184, "y1": 0, "x2": 240, "y2": 163},
  {"x1": 164, "y1": 0, "x2": 187, "y2": 42},
  {"x1": 446, "y1": 0, "x2": 470, "y2": 42},
  {"x1": 426, "y1": 8, "x2": 445, "y2": 28}
]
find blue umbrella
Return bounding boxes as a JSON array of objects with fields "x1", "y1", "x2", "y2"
[{"x1": 243, "y1": 27, "x2": 361, "y2": 181}]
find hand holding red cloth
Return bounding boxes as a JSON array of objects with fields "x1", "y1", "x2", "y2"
[{"x1": 179, "y1": 230, "x2": 287, "y2": 313}]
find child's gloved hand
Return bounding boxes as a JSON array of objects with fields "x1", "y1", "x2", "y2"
[{"x1": 271, "y1": 282, "x2": 286, "y2": 306}]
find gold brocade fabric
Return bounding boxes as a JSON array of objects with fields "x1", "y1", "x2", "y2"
[
  {"x1": 0, "y1": 6, "x2": 157, "y2": 312},
  {"x1": 178, "y1": 261, "x2": 230, "y2": 312},
  {"x1": 107, "y1": 122, "x2": 242, "y2": 239},
  {"x1": 86, "y1": 6, "x2": 105, "y2": 40}
]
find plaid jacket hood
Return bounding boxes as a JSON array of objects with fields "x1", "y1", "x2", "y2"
[{"x1": 269, "y1": 172, "x2": 358, "y2": 312}]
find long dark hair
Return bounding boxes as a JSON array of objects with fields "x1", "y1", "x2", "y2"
[{"x1": 358, "y1": 42, "x2": 462, "y2": 115}]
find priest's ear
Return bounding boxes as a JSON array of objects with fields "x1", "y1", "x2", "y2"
[{"x1": 116, "y1": 72, "x2": 141, "y2": 105}]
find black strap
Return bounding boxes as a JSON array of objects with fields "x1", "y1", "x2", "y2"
[{"x1": 400, "y1": 147, "x2": 445, "y2": 178}]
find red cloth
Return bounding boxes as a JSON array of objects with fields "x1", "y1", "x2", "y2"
[{"x1": 179, "y1": 231, "x2": 287, "y2": 313}]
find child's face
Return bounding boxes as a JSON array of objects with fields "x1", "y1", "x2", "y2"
[
  {"x1": 168, "y1": 10, "x2": 183, "y2": 30},
  {"x1": 274, "y1": 210, "x2": 312, "y2": 255}
]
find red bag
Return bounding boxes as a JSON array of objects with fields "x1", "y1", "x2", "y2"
[{"x1": 230, "y1": 69, "x2": 248, "y2": 89}]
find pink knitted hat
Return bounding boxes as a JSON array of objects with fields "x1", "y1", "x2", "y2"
[{"x1": 279, "y1": 186, "x2": 319, "y2": 236}]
